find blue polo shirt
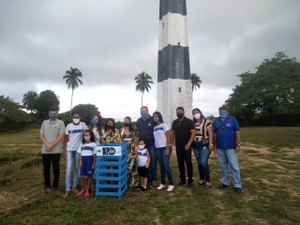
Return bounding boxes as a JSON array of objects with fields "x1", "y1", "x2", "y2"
[
  {"x1": 136, "y1": 115, "x2": 155, "y2": 146},
  {"x1": 213, "y1": 115, "x2": 240, "y2": 149}
]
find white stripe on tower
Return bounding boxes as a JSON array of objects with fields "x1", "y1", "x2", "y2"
[{"x1": 157, "y1": 0, "x2": 192, "y2": 126}]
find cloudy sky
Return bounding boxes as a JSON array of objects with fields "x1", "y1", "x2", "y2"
[{"x1": 1, "y1": 0, "x2": 300, "y2": 121}]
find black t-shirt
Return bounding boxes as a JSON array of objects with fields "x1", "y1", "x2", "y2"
[{"x1": 172, "y1": 117, "x2": 195, "y2": 146}]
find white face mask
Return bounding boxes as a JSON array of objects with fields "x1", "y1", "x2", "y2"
[
  {"x1": 138, "y1": 145, "x2": 145, "y2": 149},
  {"x1": 193, "y1": 113, "x2": 201, "y2": 120},
  {"x1": 84, "y1": 136, "x2": 91, "y2": 142},
  {"x1": 73, "y1": 119, "x2": 80, "y2": 124}
]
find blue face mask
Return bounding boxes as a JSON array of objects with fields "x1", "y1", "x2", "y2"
[
  {"x1": 91, "y1": 119, "x2": 98, "y2": 125},
  {"x1": 141, "y1": 112, "x2": 148, "y2": 118},
  {"x1": 49, "y1": 114, "x2": 57, "y2": 120},
  {"x1": 219, "y1": 112, "x2": 227, "y2": 118}
]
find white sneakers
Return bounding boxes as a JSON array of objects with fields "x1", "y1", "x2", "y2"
[{"x1": 157, "y1": 184, "x2": 175, "y2": 192}]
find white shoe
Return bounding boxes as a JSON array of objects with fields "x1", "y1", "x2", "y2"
[
  {"x1": 157, "y1": 184, "x2": 166, "y2": 190},
  {"x1": 167, "y1": 185, "x2": 175, "y2": 192}
]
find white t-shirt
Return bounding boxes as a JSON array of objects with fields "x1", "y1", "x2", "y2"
[
  {"x1": 65, "y1": 122, "x2": 87, "y2": 151},
  {"x1": 77, "y1": 142, "x2": 97, "y2": 156},
  {"x1": 153, "y1": 123, "x2": 169, "y2": 148},
  {"x1": 137, "y1": 147, "x2": 148, "y2": 167}
]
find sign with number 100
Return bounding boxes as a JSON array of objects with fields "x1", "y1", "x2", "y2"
[{"x1": 96, "y1": 146, "x2": 122, "y2": 156}]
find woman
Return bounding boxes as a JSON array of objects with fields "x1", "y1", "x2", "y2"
[
  {"x1": 89, "y1": 114, "x2": 103, "y2": 145},
  {"x1": 192, "y1": 108, "x2": 214, "y2": 188},
  {"x1": 153, "y1": 111, "x2": 174, "y2": 192},
  {"x1": 102, "y1": 118, "x2": 121, "y2": 143}
]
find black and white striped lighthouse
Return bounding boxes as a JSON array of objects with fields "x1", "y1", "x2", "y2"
[{"x1": 157, "y1": 0, "x2": 192, "y2": 126}]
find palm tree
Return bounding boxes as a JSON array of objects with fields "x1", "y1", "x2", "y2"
[
  {"x1": 63, "y1": 67, "x2": 83, "y2": 118},
  {"x1": 22, "y1": 91, "x2": 38, "y2": 113},
  {"x1": 135, "y1": 71, "x2": 153, "y2": 106},
  {"x1": 191, "y1": 73, "x2": 202, "y2": 92}
]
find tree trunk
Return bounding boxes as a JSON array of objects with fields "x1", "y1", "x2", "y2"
[
  {"x1": 141, "y1": 92, "x2": 144, "y2": 107},
  {"x1": 70, "y1": 89, "x2": 74, "y2": 119}
]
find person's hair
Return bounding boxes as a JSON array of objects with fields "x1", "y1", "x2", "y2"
[
  {"x1": 219, "y1": 105, "x2": 230, "y2": 112},
  {"x1": 123, "y1": 116, "x2": 134, "y2": 132},
  {"x1": 49, "y1": 106, "x2": 59, "y2": 112},
  {"x1": 153, "y1": 111, "x2": 164, "y2": 123},
  {"x1": 176, "y1": 106, "x2": 184, "y2": 112},
  {"x1": 139, "y1": 139, "x2": 145, "y2": 144},
  {"x1": 124, "y1": 116, "x2": 131, "y2": 123},
  {"x1": 192, "y1": 108, "x2": 204, "y2": 122},
  {"x1": 82, "y1": 129, "x2": 95, "y2": 144},
  {"x1": 140, "y1": 106, "x2": 148, "y2": 112},
  {"x1": 89, "y1": 114, "x2": 103, "y2": 136},
  {"x1": 71, "y1": 111, "x2": 80, "y2": 117},
  {"x1": 104, "y1": 118, "x2": 116, "y2": 132}
]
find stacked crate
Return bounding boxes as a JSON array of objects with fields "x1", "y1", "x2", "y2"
[{"x1": 95, "y1": 143, "x2": 128, "y2": 198}]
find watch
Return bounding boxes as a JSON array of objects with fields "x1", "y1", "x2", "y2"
[{"x1": 236, "y1": 144, "x2": 240, "y2": 147}]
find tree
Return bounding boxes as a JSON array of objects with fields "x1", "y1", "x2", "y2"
[
  {"x1": 22, "y1": 91, "x2": 38, "y2": 113},
  {"x1": 63, "y1": 67, "x2": 83, "y2": 118},
  {"x1": 191, "y1": 73, "x2": 202, "y2": 92},
  {"x1": 35, "y1": 90, "x2": 60, "y2": 118},
  {"x1": 226, "y1": 52, "x2": 300, "y2": 125},
  {"x1": 134, "y1": 71, "x2": 153, "y2": 106},
  {"x1": 0, "y1": 95, "x2": 35, "y2": 132}
]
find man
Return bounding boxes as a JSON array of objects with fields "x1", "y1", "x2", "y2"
[
  {"x1": 136, "y1": 106, "x2": 157, "y2": 187},
  {"x1": 171, "y1": 107, "x2": 195, "y2": 186},
  {"x1": 213, "y1": 105, "x2": 242, "y2": 193},
  {"x1": 63, "y1": 112, "x2": 87, "y2": 197},
  {"x1": 40, "y1": 106, "x2": 65, "y2": 193}
]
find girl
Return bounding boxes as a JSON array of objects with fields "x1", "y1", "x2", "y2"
[
  {"x1": 153, "y1": 111, "x2": 174, "y2": 192},
  {"x1": 89, "y1": 114, "x2": 103, "y2": 145},
  {"x1": 77, "y1": 129, "x2": 97, "y2": 197},
  {"x1": 102, "y1": 118, "x2": 121, "y2": 143}
]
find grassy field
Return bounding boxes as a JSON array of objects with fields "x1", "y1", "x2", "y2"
[{"x1": 0, "y1": 127, "x2": 299, "y2": 225}]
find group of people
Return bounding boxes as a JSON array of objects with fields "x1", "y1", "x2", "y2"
[{"x1": 39, "y1": 104, "x2": 242, "y2": 198}]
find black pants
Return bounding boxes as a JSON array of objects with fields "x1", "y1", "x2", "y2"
[
  {"x1": 42, "y1": 154, "x2": 61, "y2": 188},
  {"x1": 176, "y1": 145, "x2": 193, "y2": 183}
]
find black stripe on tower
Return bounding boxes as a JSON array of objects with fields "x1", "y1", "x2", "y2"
[
  {"x1": 159, "y1": 0, "x2": 187, "y2": 20},
  {"x1": 158, "y1": 45, "x2": 191, "y2": 82}
]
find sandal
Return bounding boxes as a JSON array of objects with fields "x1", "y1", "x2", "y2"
[{"x1": 205, "y1": 182, "x2": 212, "y2": 189}]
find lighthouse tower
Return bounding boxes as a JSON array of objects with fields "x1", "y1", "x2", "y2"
[{"x1": 157, "y1": 0, "x2": 192, "y2": 126}]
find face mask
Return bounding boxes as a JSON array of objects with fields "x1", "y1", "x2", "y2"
[
  {"x1": 153, "y1": 117, "x2": 159, "y2": 123},
  {"x1": 177, "y1": 113, "x2": 184, "y2": 119},
  {"x1": 220, "y1": 112, "x2": 227, "y2": 118},
  {"x1": 106, "y1": 125, "x2": 114, "y2": 130},
  {"x1": 141, "y1": 112, "x2": 148, "y2": 118},
  {"x1": 91, "y1": 119, "x2": 98, "y2": 125},
  {"x1": 124, "y1": 122, "x2": 130, "y2": 127},
  {"x1": 138, "y1": 145, "x2": 145, "y2": 149},
  {"x1": 84, "y1": 136, "x2": 91, "y2": 142},
  {"x1": 49, "y1": 114, "x2": 57, "y2": 120},
  {"x1": 73, "y1": 119, "x2": 80, "y2": 124},
  {"x1": 193, "y1": 113, "x2": 201, "y2": 120}
]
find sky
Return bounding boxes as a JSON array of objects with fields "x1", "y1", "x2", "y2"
[{"x1": 1, "y1": 0, "x2": 300, "y2": 121}]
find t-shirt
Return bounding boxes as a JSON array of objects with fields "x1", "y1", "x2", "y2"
[
  {"x1": 153, "y1": 123, "x2": 169, "y2": 148},
  {"x1": 213, "y1": 115, "x2": 240, "y2": 149},
  {"x1": 171, "y1": 117, "x2": 195, "y2": 146},
  {"x1": 40, "y1": 119, "x2": 65, "y2": 154},
  {"x1": 77, "y1": 142, "x2": 97, "y2": 156},
  {"x1": 137, "y1": 147, "x2": 148, "y2": 167},
  {"x1": 65, "y1": 122, "x2": 87, "y2": 151},
  {"x1": 136, "y1": 116, "x2": 155, "y2": 145},
  {"x1": 194, "y1": 119, "x2": 212, "y2": 142}
]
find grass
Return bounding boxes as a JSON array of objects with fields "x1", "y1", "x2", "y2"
[{"x1": 0, "y1": 127, "x2": 300, "y2": 225}]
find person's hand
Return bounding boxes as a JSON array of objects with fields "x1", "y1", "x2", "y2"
[
  {"x1": 213, "y1": 147, "x2": 217, "y2": 153},
  {"x1": 235, "y1": 146, "x2": 241, "y2": 153},
  {"x1": 92, "y1": 163, "x2": 95, "y2": 169},
  {"x1": 79, "y1": 160, "x2": 82, "y2": 167},
  {"x1": 46, "y1": 143, "x2": 53, "y2": 151},
  {"x1": 165, "y1": 147, "x2": 169, "y2": 156},
  {"x1": 184, "y1": 144, "x2": 190, "y2": 151},
  {"x1": 145, "y1": 163, "x2": 150, "y2": 168},
  {"x1": 209, "y1": 144, "x2": 214, "y2": 152}
]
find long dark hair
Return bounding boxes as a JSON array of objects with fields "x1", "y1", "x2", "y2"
[
  {"x1": 123, "y1": 116, "x2": 134, "y2": 132},
  {"x1": 82, "y1": 129, "x2": 95, "y2": 144},
  {"x1": 153, "y1": 111, "x2": 164, "y2": 124},
  {"x1": 104, "y1": 118, "x2": 116, "y2": 132}
]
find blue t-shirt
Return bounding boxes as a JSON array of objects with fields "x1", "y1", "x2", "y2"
[
  {"x1": 136, "y1": 115, "x2": 155, "y2": 145},
  {"x1": 213, "y1": 115, "x2": 240, "y2": 149}
]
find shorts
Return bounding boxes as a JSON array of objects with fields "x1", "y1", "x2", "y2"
[
  {"x1": 80, "y1": 156, "x2": 94, "y2": 177},
  {"x1": 138, "y1": 166, "x2": 149, "y2": 178}
]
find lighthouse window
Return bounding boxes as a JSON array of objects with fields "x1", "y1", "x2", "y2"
[
  {"x1": 178, "y1": 42, "x2": 181, "y2": 46},
  {"x1": 178, "y1": 87, "x2": 181, "y2": 93}
]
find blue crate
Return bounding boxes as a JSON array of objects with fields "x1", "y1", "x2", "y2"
[{"x1": 95, "y1": 143, "x2": 128, "y2": 198}]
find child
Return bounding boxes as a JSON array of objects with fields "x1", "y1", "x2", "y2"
[
  {"x1": 130, "y1": 139, "x2": 150, "y2": 191},
  {"x1": 77, "y1": 129, "x2": 97, "y2": 197}
]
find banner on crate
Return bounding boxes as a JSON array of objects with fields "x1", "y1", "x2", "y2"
[{"x1": 96, "y1": 145, "x2": 123, "y2": 156}]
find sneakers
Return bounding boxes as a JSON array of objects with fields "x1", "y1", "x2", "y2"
[
  {"x1": 84, "y1": 191, "x2": 90, "y2": 197},
  {"x1": 234, "y1": 188, "x2": 242, "y2": 193},
  {"x1": 177, "y1": 180, "x2": 186, "y2": 186},
  {"x1": 198, "y1": 180, "x2": 205, "y2": 185},
  {"x1": 167, "y1": 185, "x2": 175, "y2": 192},
  {"x1": 157, "y1": 184, "x2": 166, "y2": 190},
  {"x1": 44, "y1": 187, "x2": 51, "y2": 193}
]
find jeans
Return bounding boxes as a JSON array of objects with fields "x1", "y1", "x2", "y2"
[
  {"x1": 156, "y1": 146, "x2": 174, "y2": 185},
  {"x1": 193, "y1": 142, "x2": 211, "y2": 182},
  {"x1": 42, "y1": 154, "x2": 61, "y2": 188},
  {"x1": 217, "y1": 149, "x2": 242, "y2": 188},
  {"x1": 146, "y1": 144, "x2": 157, "y2": 182},
  {"x1": 65, "y1": 151, "x2": 80, "y2": 191},
  {"x1": 176, "y1": 144, "x2": 193, "y2": 183}
]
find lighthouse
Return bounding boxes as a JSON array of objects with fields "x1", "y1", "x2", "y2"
[{"x1": 157, "y1": 0, "x2": 192, "y2": 126}]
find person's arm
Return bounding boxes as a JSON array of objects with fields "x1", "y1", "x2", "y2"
[
  {"x1": 213, "y1": 132, "x2": 217, "y2": 153},
  {"x1": 63, "y1": 134, "x2": 69, "y2": 157},
  {"x1": 145, "y1": 150, "x2": 150, "y2": 168},
  {"x1": 185, "y1": 128, "x2": 196, "y2": 151},
  {"x1": 40, "y1": 132, "x2": 51, "y2": 150},
  {"x1": 48, "y1": 132, "x2": 65, "y2": 151},
  {"x1": 235, "y1": 130, "x2": 241, "y2": 153},
  {"x1": 92, "y1": 154, "x2": 96, "y2": 169},
  {"x1": 165, "y1": 130, "x2": 170, "y2": 155},
  {"x1": 207, "y1": 126, "x2": 214, "y2": 151}
]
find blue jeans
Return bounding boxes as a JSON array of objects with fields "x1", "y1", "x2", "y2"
[
  {"x1": 146, "y1": 144, "x2": 157, "y2": 182},
  {"x1": 193, "y1": 142, "x2": 211, "y2": 182},
  {"x1": 156, "y1": 146, "x2": 174, "y2": 185},
  {"x1": 65, "y1": 151, "x2": 80, "y2": 191},
  {"x1": 217, "y1": 149, "x2": 242, "y2": 188}
]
